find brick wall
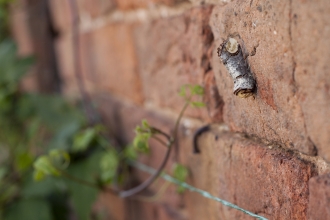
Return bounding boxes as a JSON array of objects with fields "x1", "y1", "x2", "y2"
[{"x1": 11, "y1": 0, "x2": 330, "y2": 219}]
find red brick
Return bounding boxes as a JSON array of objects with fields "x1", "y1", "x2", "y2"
[
  {"x1": 203, "y1": 70, "x2": 224, "y2": 123},
  {"x1": 9, "y1": 4, "x2": 34, "y2": 56},
  {"x1": 95, "y1": 93, "x2": 321, "y2": 220},
  {"x1": 80, "y1": 23, "x2": 143, "y2": 104},
  {"x1": 49, "y1": 0, "x2": 72, "y2": 33},
  {"x1": 188, "y1": 129, "x2": 318, "y2": 220},
  {"x1": 10, "y1": 3, "x2": 38, "y2": 93},
  {"x1": 209, "y1": 0, "x2": 316, "y2": 155},
  {"x1": 307, "y1": 173, "x2": 330, "y2": 219},
  {"x1": 133, "y1": 6, "x2": 214, "y2": 119},
  {"x1": 93, "y1": 192, "x2": 126, "y2": 219},
  {"x1": 291, "y1": 0, "x2": 330, "y2": 161},
  {"x1": 54, "y1": 33, "x2": 80, "y2": 96}
]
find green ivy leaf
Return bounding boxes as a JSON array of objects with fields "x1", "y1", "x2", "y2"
[
  {"x1": 65, "y1": 150, "x2": 102, "y2": 220},
  {"x1": 124, "y1": 145, "x2": 138, "y2": 161},
  {"x1": 49, "y1": 149, "x2": 70, "y2": 170},
  {"x1": 178, "y1": 85, "x2": 187, "y2": 97},
  {"x1": 141, "y1": 119, "x2": 150, "y2": 129},
  {"x1": 190, "y1": 85, "x2": 204, "y2": 96},
  {"x1": 99, "y1": 150, "x2": 119, "y2": 184},
  {"x1": 134, "y1": 125, "x2": 143, "y2": 134},
  {"x1": 72, "y1": 128, "x2": 97, "y2": 152},
  {"x1": 33, "y1": 170, "x2": 46, "y2": 181},
  {"x1": 133, "y1": 133, "x2": 151, "y2": 153},
  {"x1": 4, "y1": 198, "x2": 52, "y2": 220},
  {"x1": 16, "y1": 152, "x2": 34, "y2": 172},
  {"x1": 0, "y1": 167, "x2": 7, "y2": 181},
  {"x1": 33, "y1": 156, "x2": 60, "y2": 181},
  {"x1": 190, "y1": 101, "x2": 206, "y2": 108}
]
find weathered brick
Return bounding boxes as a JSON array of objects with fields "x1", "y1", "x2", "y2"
[
  {"x1": 209, "y1": 0, "x2": 316, "y2": 155},
  {"x1": 203, "y1": 70, "x2": 223, "y2": 122},
  {"x1": 54, "y1": 33, "x2": 80, "y2": 96},
  {"x1": 80, "y1": 23, "x2": 144, "y2": 104},
  {"x1": 54, "y1": 21, "x2": 144, "y2": 103},
  {"x1": 133, "y1": 6, "x2": 214, "y2": 119},
  {"x1": 291, "y1": 0, "x2": 330, "y2": 161},
  {"x1": 95, "y1": 93, "x2": 320, "y2": 220},
  {"x1": 10, "y1": 3, "x2": 39, "y2": 92},
  {"x1": 188, "y1": 128, "x2": 317, "y2": 220},
  {"x1": 49, "y1": 0, "x2": 72, "y2": 33},
  {"x1": 93, "y1": 192, "x2": 126, "y2": 219},
  {"x1": 307, "y1": 173, "x2": 330, "y2": 219},
  {"x1": 9, "y1": 4, "x2": 34, "y2": 56}
]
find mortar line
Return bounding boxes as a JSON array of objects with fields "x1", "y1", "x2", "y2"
[{"x1": 79, "y1": 2, "x2": 194, "y2": 33}]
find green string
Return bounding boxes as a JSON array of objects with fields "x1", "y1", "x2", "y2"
[{"x1": 132, "y1": 161, "x2": 268, "y2": 220}]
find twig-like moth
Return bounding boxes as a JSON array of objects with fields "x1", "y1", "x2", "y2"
[{"x1": 217, "y1": 37, "x2": 256, "y2": 98}]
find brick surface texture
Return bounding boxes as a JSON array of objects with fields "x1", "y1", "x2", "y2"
[{"x1": 11, "y1": 0, "x2": 330, "y2": 219}]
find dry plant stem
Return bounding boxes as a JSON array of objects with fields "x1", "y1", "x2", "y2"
[
  {"x1": 67, "y1": 0, "x2": 96, "y2": 124},
  {"x1": 134, "y1": 181, "x2": 171, "y2": 202},
  {"x1": 119, "y1": 96, "x2": 192, "y2": 198},
  {"x1": 60, "y1": 169, "x2": 117, "y2": 195},
  {"x1": 60, "y1": 170, "x2": 100, "y2": 189},
  {"x1": 152, "y1": 135, "x2": 168, "y2": 147},
  {"x1": 150, "y1": 127, "x2": 172, "y2": 140}
]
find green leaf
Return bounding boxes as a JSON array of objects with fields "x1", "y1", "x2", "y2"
[
  {"x1": 172, "y1": 163, "x2": 189, "y2": 193},
  {"x1": 190, "y1": 101, "x2": 206, "y2": 108},
  {"x1": 49, "y1": 149, "x2": 70, "y2": 169},
  {"x1": 33, "y1": 170, "x2": 46, "y2": 181},
  {"x1": 141, "y1": 119, "x2": 150, "y2": 129},
  {"x1": 133, "y1": 133, "x2": 151, "y2": 153},
  {"x1": 0, "y1": 167, "x2": 7, "y2": 181},
  {"x1": 33, "y1": 156, "x2": 60, "y2": 180},
  {"x1": 4, "y1": 198, "x2": 52, "y2": 220},
  {"x1": 22, "y1": 171, "x2": 66, "y2": 198},
  {"x1": 134, "y1": 125, "x2": 143, "y2": 134},
  {"x1": 16, "y1": 152, "x2": 34, "y2": 172},
  {"x1": 190, "y1": 85, "x2": 204, "y2": 96},
  {"x1": 173, "y1": 163, "x2": 188, "y2": 181},
  {"x1": 65, "y1": 150, "x2": 103, "y2": 220},
  {"x1": 0, "y1": 184, "x2": 19, "y2": 204},
  {"x1": 72, "y1": 127, "x2": 97, "y2": 152},
  {"x1": 178, "y1": 85, "x2": 187, "y2": 97},
  {"x1": 99, "y1": 150, "x2": 119, "y2": 183},
  {"x1": 124, "y1": 145, "x2": 138, "y2": 161},
  {"x1": 135, "y1": 120, "x2": 151, "y2": 135}
]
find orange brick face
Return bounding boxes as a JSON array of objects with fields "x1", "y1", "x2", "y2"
[
  {"x1": 80, "y1": 23, "x2": 144, "y2": 104},
  {"x1": 133, "y1": 6, "x2": 214, "y2": 119}
]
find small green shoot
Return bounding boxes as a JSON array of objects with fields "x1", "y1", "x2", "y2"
[
  {"x1": 99, "y1": 150, "x2": 119, "y2": 184},
  {"x1": 172, "y1": 163, "x2": 189, "y2": 193}
]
